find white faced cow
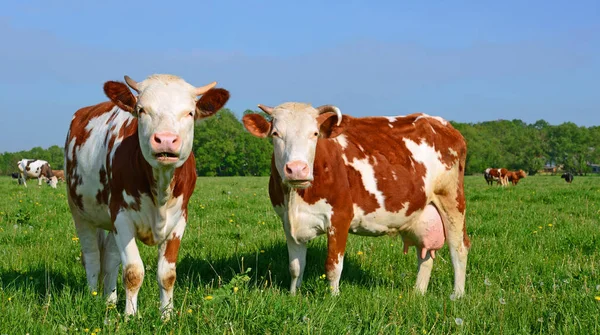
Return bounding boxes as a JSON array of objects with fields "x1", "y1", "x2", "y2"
[
  {"x1": 243, "y1": 103, "x2": 470, "y2": 298},
  {"x1": 65, "y1": 74, "x2": 229, "y2": 318},
  {"x1": 18, "y1": 159, "x2": 58, "y2": 188}
]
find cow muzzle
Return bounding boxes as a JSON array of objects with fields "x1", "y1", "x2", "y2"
[
  {"x1": 150, "y1": 132, "x2": 181, "y2": 164},
  {"x1": 284, "y1": 160, "x2": 312, "y2": 188}
]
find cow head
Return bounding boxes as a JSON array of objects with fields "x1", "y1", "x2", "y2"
[
  {"x1": 242, "y1": 102, "x2": 345, "y2": 188},
  {"x1": 47, "y1": 176, "x2": 58, "y2": 188},
  {"x1": 104, "y1": 75, "x2": 229, "y2": 169}
]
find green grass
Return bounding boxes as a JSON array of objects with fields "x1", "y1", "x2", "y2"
[{"x1": 1, "y1": 175, "x2": 599, "y2": 334}]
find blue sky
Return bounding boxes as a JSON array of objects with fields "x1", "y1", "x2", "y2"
[{"x1": 1, "y1": 0, "x2": 598, "y2": 152}]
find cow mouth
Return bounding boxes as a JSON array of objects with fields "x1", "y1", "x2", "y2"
[
  {"x1": 286, "y1": 180, "x2": 312, "y2": 189},
  {"x1": 154, "y1": 152, "x2": 179, "y2": 163}
]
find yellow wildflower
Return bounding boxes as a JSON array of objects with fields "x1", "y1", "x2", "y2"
[
  {"x1": 233, "y1": 287, "x2": 239, "y2": 293},
  {"x1": 84, "y1": 329, "x2": 89, "y2": 333},
  {"x1": 595, "y1": 296, "x2": 600, "y2": 301},
  {"x1": 260, "y1": 250, "x2": 265, "y2": 253},
  {"x1": 94, "y1": 329, "x2": 100, "y2": 333},
  {"x1": 357, "y1": 251, "x2": 364, "y2": 256},
  {"x1": 320, "y1": 274, "x2": 327, "y2": 279},
  {"x1": 187, "y1": 309, "x2": 193, "y2": 314},
  {"x1": 548, "y1": 224, "x2": 553, "y2": 227},
  {"x1": 204, "y1": 295, "x2": 213, "y2": 301},
  {"x1": 92, "y1": 291, "x2": 98, "y2": 296},
  {"x1": 8, "y1": 297, "x2": 12, "y2": 302},
  {"x1": 229, "y1": 219, "x2": 234, "y2": 223},
  {"x1": 72, "y1": 237, "x2": 79, "y2": 242},
  {"x1": 538, "y1": 226, "x2": 542, "y2": 229}
]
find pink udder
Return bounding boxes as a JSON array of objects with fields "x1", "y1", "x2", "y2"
[{"x1": 402, "y1": 205, "x2": 445, "y2": 259}]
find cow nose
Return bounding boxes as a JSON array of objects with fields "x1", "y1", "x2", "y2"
[
  {"x1": 284, "y1": 161, "x2": 310, "y2": 180},
  {"x1": 151, "y1": 132, "x2": 181, "y2": 152}
]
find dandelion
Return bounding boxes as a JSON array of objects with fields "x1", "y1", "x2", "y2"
[
  {"x1": 398, "y1": 295, "x2": 403, "y2": 299},
  {"x1": 484, "y1": 278, "x2": 492, "y2": 286},
  {"x1": 8, "y1": 297, "x2": 12, "y2": 302},
  {"x1": 84, "y1": 329, "x2": 89, "y2": 333},
  {"x1": 204, "y1": 295, "x2": 213, "y2": 301},
  {"x1": 538, "y1": 226, "x2": 542, "y2": 229},
  {"x1": 356, "y1": 251, "x2": 364, "y2": 256},
  {"x1": 320, "y1": 274, "x2": 327, "y2": 280},
  {"x1": 260, "y1": 250, "x2": 265, "y2": 253},
  {"x1": 92, "y1": 291, "x2": 98, "y2": 296},
  {"x1": 548, "y1": 224, "x2": 553, "y2": 227},
  {"x1": 94, "y1": 329, "x2": 100, "y2": 333},
  {"x1": 261, "y1": 221, "x2": 265, "y2": 225},
  {"x1": 454, "y1": 317, "x2": 464, "y2": 326},
  {"x1": 233, "y1": 287, "x2": 239, "y2": 293},
  {"x1": 499, "y1": 297, "x2": 506, "y2": 305},
  {"x1": 19, "y1": 199, "x2": 23, "y2": 203},
  {"x1": 595, "y1": 296, "x2": 600, "y2": 301},
  {"x1": 229, "y1": 219, "x2": 234, "y2": 223},
  {"x1": 72, "y1": 237, "x2": 79, "y2": 242},
  {"x1": 231, "y1": 213, "x2": 235, "y2": 216},
  {"x1": 187, "y1": 309, "x2": 193, "y2": 314},
  {"x1": 533, "y1": 231, "x2": 538, "y2": 234}
]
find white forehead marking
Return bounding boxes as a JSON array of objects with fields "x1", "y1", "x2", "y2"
[
  {"x1": 385, "y1": 117, "x2": 397, "y2": 123},
  {"x1": 137, "y1": 75, "x2": 196, "y2": 113}
]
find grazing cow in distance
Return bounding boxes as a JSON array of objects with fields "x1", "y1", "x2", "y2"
[
  {"x1": 507, "y1": 169, "x2": 527, "y2": 185},
  {"x1": 17, "y1": 159, "x2": 57, "y2": 188},
  {"x1": 65, "y1": 74, "x2": 229, "y2": 318},
  {"x1": 484, "y1": 167, "x2": 509, "y2": 186},
  {"x1": 52, "y1": 170, "x2": 65, "y2": 182},
  {"x1": 243, "y1": 103, "x2": 470, "y2": 298},
  {"x1": 561, "y1": 172, "x2": 574, "y2": 183}
]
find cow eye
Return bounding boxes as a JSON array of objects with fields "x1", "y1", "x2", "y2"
[
  {"x1": 271, "y1": 131, "x2": 279, "y2": 137},
  {"x1": 137, "y1": 107, "x2": 145, "y2": 115},
  {"x1": 313, "y1": 131, "x2": 319, "y2": 137},
  {"x1": 188, "y1": 111, "x2": 194, "y2": 117}
]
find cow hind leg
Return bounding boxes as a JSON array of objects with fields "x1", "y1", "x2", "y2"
[
  {"x1": 102, "y1": 232, "x2": 120, "y2": 305},
  {"x1": 74, "y1": 219, "x2": 102, "y2": 293},
  {"x1": 415, "y1": 249, "x2": 434, "y2": 294}
]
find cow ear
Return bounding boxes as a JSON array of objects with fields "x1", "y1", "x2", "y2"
[
  {"x1": 104, "y1": 81, "x2": 136, "y2": 113},
  {"x1": 242, "y1": 114, "x2": 271, "y2": 138},
  {"x1": 317, "y1": 113, "x2": 348, "y2": 138},
  {"x1": 196, "y1": 88, "x2": 230, "y2": 120}
]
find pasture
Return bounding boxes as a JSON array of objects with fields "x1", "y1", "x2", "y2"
[{"x1": 0, "y1": 175, "x2": 599, "y2": 334}]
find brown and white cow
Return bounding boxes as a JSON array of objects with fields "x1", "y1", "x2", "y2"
[
  {"x1": 18, "y1": 159, "x2": 57, "y2": 188},
  {"x1": 65, "y1": 74, "x2": 229, "y2": 318},
  {"x1": 506, "y1": 169, "x2": 526, "y2": 185},
  {"x1": 52, "y1": 169, "x2": 65, "y2": 182},
  {"x1": 243, "y1": 103, "x2": 470, "y2": 298},
  {"x1": 484, "y1": 167, "x2": 509, "y2": 186}
]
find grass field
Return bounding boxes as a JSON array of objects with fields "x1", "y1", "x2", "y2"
[{"x1": 0, "y1": 175, "x2": 599, "y2": 334}]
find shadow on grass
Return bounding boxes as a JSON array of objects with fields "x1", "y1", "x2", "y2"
[
  {"x1": 177, "y1": 241, "x2": 390, "y2": 294},
  {"x1": 0, "y1": 267, "x2": 86, "y2": 298}
]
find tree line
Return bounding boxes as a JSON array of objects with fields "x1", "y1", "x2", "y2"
[{"x1": 2, "y1": 110, "x2": 599, "y2": 177}]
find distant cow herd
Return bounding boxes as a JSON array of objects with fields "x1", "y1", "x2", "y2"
[{"x1": 5, "y1": 73, "x2": 576, "y2": 318}]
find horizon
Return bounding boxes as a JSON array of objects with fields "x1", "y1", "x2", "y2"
[{"x1": 1, "y1": 0, "x2": 598, "y2": 152}]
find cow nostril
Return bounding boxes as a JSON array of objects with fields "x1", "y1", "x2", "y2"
[
  {"x1": 285, "y1": 164, "x2": 293, "y2": 175},
  {"x1": 153, "y1": 134, "x2": 162, "y2": 144}
]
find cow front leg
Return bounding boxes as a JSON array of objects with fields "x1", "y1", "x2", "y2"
[
  {"x1": 113, "y1": 216, "x2": 144, "y2": 316},
  {"x1": 326, "y1": 225, "x2": 349, "y2": 295},
  {"x1": 157, "y1": 218, "x2": 186, "y2": 319},
  {"x1": 285, "y1": 234, "x2": 307, "y2": 294}
]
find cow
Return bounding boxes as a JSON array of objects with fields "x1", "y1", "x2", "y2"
[
  {"x1": 65, "y1": 74, "x2": 229, "y2": 318},
  {"x1": 484, "y1": 167, "x2": 509, "y2": 186},
  {"x1": 52, "y1": 170, "x2": 65, "y2": 182},
  {"x1": 506, "y1": 169, "x2": 526, "y2": 185},
  {"x1": 561, "y1": 172, "x2": 574, "y2": 183},
  {"x1": 242, "y1": 103, "x2": 470, "y2": 298},
  {"x1": 17, "y1": 159, "x2": 57, "y2": 188}
]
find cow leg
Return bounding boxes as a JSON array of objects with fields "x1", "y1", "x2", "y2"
[
  {"x1": 156, "y1": 218, "x2": 186, "y2": 319},
  {"x1": 102, "y1": 232, "x2": 120, "y2": 305},
  {"x1": 285, "y1": 233, "x2": 307, "y2": 294},
  {"x1": 21, "y1": 172, "x2": 27, "y2": 187},
  {"x1": 437, "y1": 197, "x2": 469, "y2": 298},
  {"x1": 38, "y1": 176, "x2": 43, "y2": 186},
  {"x1": 415, "y1": 248, "x2": 434, "y2": 294},
  {"x1": 113, "y1": 216, "x2": 144, "y2": 316},
  {"x1": 74, "y1": 220, "x2": 102, "y2": 293},
  {"x1": 326, "y1": 225, "x2": 349, "y2": 295}
]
